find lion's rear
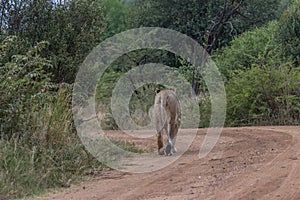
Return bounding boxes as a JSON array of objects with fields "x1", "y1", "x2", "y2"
[{"x1": 154, "y1": 89, "x2": 180, "y2": 155}]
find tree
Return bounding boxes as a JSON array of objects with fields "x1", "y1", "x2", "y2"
[
  {"x1": 277, "y1": 0, "x2": 300, "y2": 65},
  {"x1": 127, "y1": 0, "x2": 281, "y2": 94},
  {"x1": 128, "y1": 0, "x2": 281, "y2": 51},
  {"x1": 100, "y1": 0, "x2": 129, "y2": 40},
  {"x1": 0, "y1": 0, "x2": 105, "y2": 83},
  {"x1": 215, "y1": 21, "x2": 278, "y2": 79}
]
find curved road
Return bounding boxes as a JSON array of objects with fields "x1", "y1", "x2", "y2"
[{"x1": 34, "y1": 127, "x2": 300, "y2": 200}]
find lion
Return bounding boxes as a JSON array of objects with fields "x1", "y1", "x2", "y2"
[{"x1": 154, "y1": 88, "x2": 180, "y2": 155}]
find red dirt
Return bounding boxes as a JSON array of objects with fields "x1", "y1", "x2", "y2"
[{"x1": 33, "y1": 126, "x2": 300, "y2": 200}]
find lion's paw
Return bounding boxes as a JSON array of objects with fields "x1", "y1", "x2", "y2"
[
  {"x1": 158, "y1": 147, "x2": 165, "y2": 155},
  {"x1": 172, "y1": 147, "x2": 177, "y2": 153},
  {"x1": 165, "y1": 143, "x2": 172, "y2": 156}
]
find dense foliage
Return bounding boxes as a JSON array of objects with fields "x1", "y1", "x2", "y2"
[
  {"x1": 278, "y1": 0, "x2": 300, "y2": 65},
  {"x1": 215, "y1": 19, "x2": 299, "y2": 126},
  {"x1": 0, "y1": 35, "x2": 101, "y2": 198},
  {"x1": 1, "y1": 0, "x2": 104, "y2": 83},
  {"x1": 226, "y1": 57, "x2": 300, "y2": 126},
  {"x1": 0, "y1": 36, "x2": 51, "y2": 138},
  {"x1": 215, "y1": 21, "x2": 278, "y2": 79},
  {"x1": 128, "y1": 0, "x2": 281, "y2": 50}
]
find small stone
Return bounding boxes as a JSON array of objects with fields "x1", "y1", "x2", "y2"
[{"x1": 289, "y1": 157, "x2": 298, "y2": 160}]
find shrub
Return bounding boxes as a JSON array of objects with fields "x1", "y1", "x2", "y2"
[
  {"x1": 226, "y1": 61, "x2": 300, "y2": 126},
  {"x1": 0, "y1": 36, "x2": 102, "y2": 198},
  {"x1": 215, "y1": 21, "x2": 278, "y2": 79},
  {"x1": 0, "y1": 36, "x2": 52, "y2": 139},
  {"x1": 0, "y1": 87, "x2": 101, "y2": 198}
]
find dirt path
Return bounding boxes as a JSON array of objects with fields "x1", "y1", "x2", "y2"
[{"x1": 33, "y1": 127, "x2": 300, "y2": 200}]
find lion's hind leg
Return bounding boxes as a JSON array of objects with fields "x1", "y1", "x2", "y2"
[
  {"x1": 155, "y1": 99, "x2": 165, "y2": 155},
  {"x1": 164, "y1": 123, "x2": 174, "y2": 156},
  {"x1": 170, "y1": 122, "x2": 179, "y2": 154},
  {"x1": 157, "y1": 131, "x2": 165, "y2": 155}
]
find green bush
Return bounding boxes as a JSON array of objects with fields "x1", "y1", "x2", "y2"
[
  {"x1": 226, "y1": 61, "x2": 300, "y2": 126},
  {"x1": 0, "y1": 88, "x2": 100, "y2": 198},
  {"x1": 0, "y1": 36, "x2": 52, "y2": 139},
  {"x1": 215, "y1": 19, "x2": 300, "y2": 126},
  {"x1": 215, "y1": 21, "x2": 278, "y2": 79},
  {"x1": 0, "y1": 36, "x2": 102, "y2": 198}
]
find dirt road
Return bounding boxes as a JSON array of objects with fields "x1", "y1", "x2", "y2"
[{"x1": 34, "y1": 127, "x2": 300, "y2": 200}]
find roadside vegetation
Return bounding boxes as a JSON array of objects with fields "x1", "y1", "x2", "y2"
[{"x1": 0, "y1": 0, "x2": 299, "y2": 198}]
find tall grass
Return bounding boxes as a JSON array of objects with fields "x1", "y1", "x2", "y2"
[{"x1": 0, "y1": 87, "x2": 101, "y2": 199}]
